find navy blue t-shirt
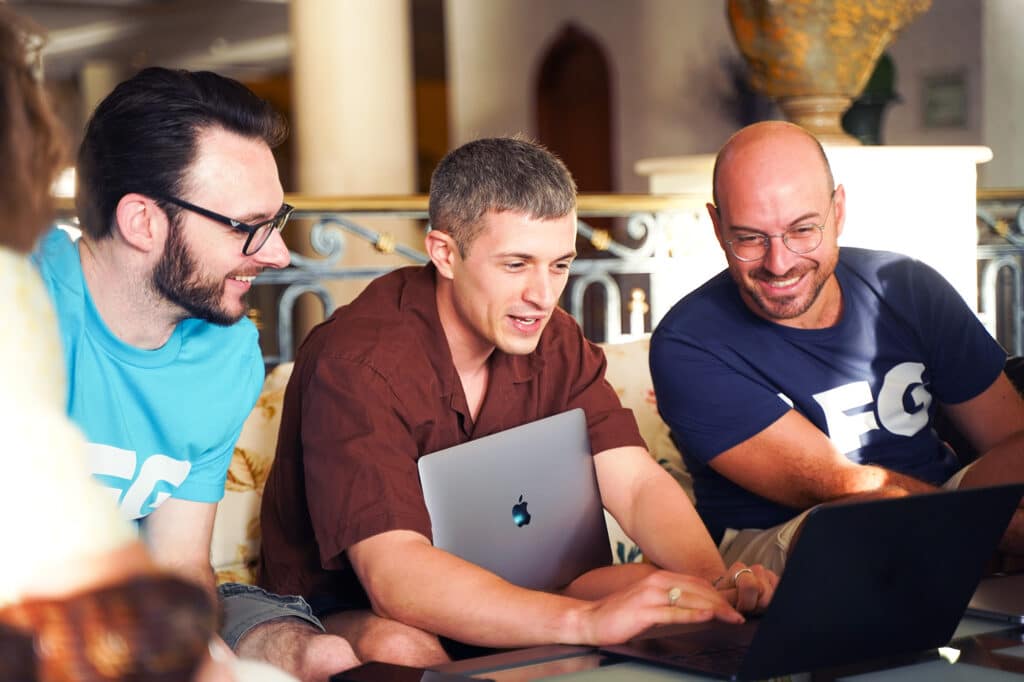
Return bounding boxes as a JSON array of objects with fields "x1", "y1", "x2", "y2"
[{"x1": 650, "y1": 248, "x2": 1006, "y2": 542}]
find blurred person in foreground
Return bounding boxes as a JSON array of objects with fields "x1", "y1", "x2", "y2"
[{"x1": 0, "y1": 8, "x2": 341, "y2": 681}]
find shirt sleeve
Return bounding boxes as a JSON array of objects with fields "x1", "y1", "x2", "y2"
[
  {"x1": 300, "y1": 355, "x2": 432, "y2": 569},
  {"x1": 898, "y1": 258, "x2": 1007, "y2": 404},
  {"x1": 172, "y1": 332, "x2": 265, "y2": 504},
  {"x1": 650, "y1": 324, "x2": 790, "y2": 464},
  {"x1": 562, "y1": 325, "x2": 645, "y2": 455}
]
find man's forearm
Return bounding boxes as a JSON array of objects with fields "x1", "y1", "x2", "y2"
[
  {"x1": 359, "y1": 537, "x2": 588, "y2": 647},
  {"x1": 353, "y1": 530, "x2": 744, "y2": 649},
  {"x1": 832, "y1": 464, "x2": 938, "y2": 500},
  {"x1": 143, "y1": 527, "x2": 216, "y2": 599},
  {"x1": 623, "y1": 473, "x2": 725, "y2": 582},
  {"x1": 159, "y1": 556, "x2": 217, "y2": 601},
  {"x1": 774, "y1": 457, "x2": 939, "y2": 508}
]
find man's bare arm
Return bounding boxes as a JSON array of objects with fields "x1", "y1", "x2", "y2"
[
  {"x1": 347, "y1": 528, "x2": 742, "y2": 649},
  {"x1": 710, "y1": 410, "x2": 937, "y2": 511},
  {"x1": 594, "y1": 445, "x2": 775, "y2": 613},
  {"x1": 142, "y1": 497, "x2": 218, "y2": 596},
  {"x1": 595, "y1": 446, "x2": 725, "y2": 581},
  {"x1": 945, "y1": 372, "x2": 1024, "y2": 489}
]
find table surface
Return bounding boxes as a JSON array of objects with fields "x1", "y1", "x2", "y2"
[{"x1": 436, "y1": 618, "x2": 1024, "y2": 682}]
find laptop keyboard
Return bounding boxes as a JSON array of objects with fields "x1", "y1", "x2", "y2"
[
  {"x1": 670, "y1": 645, "x2": 746, "y2": 673},
  {"x1": 609, "y1": 626, "x2": 754, "y2": 677}
]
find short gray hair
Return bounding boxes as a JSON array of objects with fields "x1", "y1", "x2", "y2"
[{"x1": 428, "y1": 136, "x2": 577, "y2": 255}]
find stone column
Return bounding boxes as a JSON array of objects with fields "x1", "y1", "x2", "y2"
[
  {"x1": 982, "y1": 0, "x2": 1024, "y2": 188},
  {"x1": 80, "y1": 60, "x2": 123, "y2": 117},
  {"x1": 288, "y1": 0, "x2": 419, "y2": 339},
  {"x1": 291, "y1": 0, "x2": 416, "y2": 195}
]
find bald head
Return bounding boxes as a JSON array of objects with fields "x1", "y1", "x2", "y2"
[
  {"x1": 706, "y1": 121, "x2": 846, "y2": 329},
  {"x1": 712, "y1": 122, "x2": 834, "y2": 209}
]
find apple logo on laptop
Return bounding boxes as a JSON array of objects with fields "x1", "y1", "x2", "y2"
[{"x1": 512, "y1": 494, "x2": 531, "y2": 527}]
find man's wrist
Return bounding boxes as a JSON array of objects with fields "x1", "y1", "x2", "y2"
[{"x1": 559, "y1": 600, "x2": 593, "y2": 646}]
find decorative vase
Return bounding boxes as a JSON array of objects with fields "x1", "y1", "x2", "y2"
[
  {"x1": 726, "y1": 0, "x2": 931, "y2": 144},
  {"x1": 841, "y1": 52, "x2": 899, "y2": 145}
]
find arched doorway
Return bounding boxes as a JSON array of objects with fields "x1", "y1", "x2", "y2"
[
  {"x1": 536, "y1": 23, "x2": 614, "y2": 193},
  {"x1": 537, "y1": 25, "x2": 631, "y2": 340}
]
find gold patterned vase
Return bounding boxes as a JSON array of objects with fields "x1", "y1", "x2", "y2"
[{"x1": 727, "y1": 0, "x2": 931, "y2": 144}]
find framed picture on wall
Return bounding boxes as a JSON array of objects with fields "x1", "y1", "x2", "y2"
[{"x1": 921, "y1": 72, "x2": 967, "y2": 129}]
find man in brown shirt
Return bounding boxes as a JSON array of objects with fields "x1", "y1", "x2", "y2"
[{"x1": 260, "y1": 137, "x2": 776, "y2": 666}]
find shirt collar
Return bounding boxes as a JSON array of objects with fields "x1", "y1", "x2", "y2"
[{"x1": 397, "y1": 263, "x2": 546, "y2": 395}]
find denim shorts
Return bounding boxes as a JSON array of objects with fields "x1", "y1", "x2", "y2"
[{"x1": 218, "y1": 582, "x2": 325, "y2": 650}]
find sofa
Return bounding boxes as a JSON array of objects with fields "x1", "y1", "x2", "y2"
[{"x1": 210, "y1": 337, "x2": 690, "y2": 584}]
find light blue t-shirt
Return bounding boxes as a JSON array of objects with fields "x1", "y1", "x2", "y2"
[{"x1": 33, "y1": 229, "x2": 264, "y2": 520}]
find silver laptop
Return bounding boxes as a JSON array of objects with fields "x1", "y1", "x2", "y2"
[
  {"x1": 967, "y1": 573, "x2": 1024, "y2": 624},
  {"x1": 417, "y1": 408, "x2": 612, "y2": 591}
]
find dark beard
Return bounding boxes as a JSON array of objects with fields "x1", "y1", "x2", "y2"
[{"x1": 152, "y1": 227, "x2": 243, "y2": 327}]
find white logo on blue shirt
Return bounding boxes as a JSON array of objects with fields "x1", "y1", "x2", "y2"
[{"x1": 85, "y1": 442, "x2": 192, "y2": 520}]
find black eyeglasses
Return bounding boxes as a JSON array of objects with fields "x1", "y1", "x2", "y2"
[
  {"x1": 724, "y1": 192, "x2": 835, "y2": 263},
  {"x1": 155, "y1": 195, "x2": 294, "y2": 256}
]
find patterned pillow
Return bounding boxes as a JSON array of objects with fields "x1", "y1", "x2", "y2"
[
  {"x1": 599, "y1": 337, "x2": 692, "y2": 497},
  {"x1": 211, "y1": 362, "x2": 293, "y2": 585},
  {"x1": 599, "y1": 337, "x2": 693, "y2": 564}
]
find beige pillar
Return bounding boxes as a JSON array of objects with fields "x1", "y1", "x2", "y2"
[
  {"x1": 80, "y1": 60, "x2": 124, "y2": 117},
  {"x1": 289, "y1": 0, "x2": 419, "y2": 337},
  {"x1": 982, "y1": 0, "x2": 1024, "y2": 187},
  {"x1": 291, "y1": 0, "x2": 416, "y2": 194}
]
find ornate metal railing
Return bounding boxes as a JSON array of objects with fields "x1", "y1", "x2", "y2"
[
  {"x1": 249, "y1": 194, "x2": 705, "y2": 365},
  {"x1": 54, "y1": 191, "x2": 1024, "y2": 363},
  {"x1": 977, "y1": 189, "x2": 1024, "y2": 356},
  {"x1": 53, "y1": 195, "x2": 705, "y2": 365}
]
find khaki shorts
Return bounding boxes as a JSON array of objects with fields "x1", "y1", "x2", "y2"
[{"x1": 718, "y1": 464, "x2": 974, "y2": 574}]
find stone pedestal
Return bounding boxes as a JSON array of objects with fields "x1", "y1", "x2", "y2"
[{"x1": 635, "y1": 146, "x2": 992, "y2": 314}]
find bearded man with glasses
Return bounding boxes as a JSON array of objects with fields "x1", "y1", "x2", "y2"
[
  {"x1": 650, "y1": 121, "x2": 1024, "y2": 574},
  {"x1": 32, "y1": 66, "x2": 357, "y2": 680}
]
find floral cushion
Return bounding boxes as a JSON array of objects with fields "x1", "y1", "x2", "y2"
[
  {"x1": 599, "y1": 337, "x2": 692, "y2": 564},
  {"x1": 599, "y1": 338, "x2": 692, "y2": 498},
  {"x1": 210, "y1": 362, "x2": 292, "y2": 585},
  {"x1": 211, "y1": 337, "x2": 689, "y2": 581}
]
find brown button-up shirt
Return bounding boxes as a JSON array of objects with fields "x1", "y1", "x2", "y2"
[{"x1": 259, "y1": 264, "x2": 644, "y2": 608}]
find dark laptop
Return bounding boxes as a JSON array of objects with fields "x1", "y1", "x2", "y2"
[
  {"x1": 967, "y1": 573, "x2": 1024, "y2": 624},
  {"x1": 602, "y1": 484, "x2": 1023, "y2": 681},
  {"x1": 418, "y1": 409, "x2": 611, "y2": 591}
]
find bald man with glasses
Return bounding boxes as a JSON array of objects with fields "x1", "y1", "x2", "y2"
[{"x1": 650, "y1": 121, "x2": 1024, "y2": 573}]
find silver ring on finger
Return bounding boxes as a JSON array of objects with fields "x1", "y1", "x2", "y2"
[
  {"x1": 667, "y1": 586, "x2": 682, "y2": 607},
  {"x1": 732, "y1": 567, "x2": 754, "y2": 586}
]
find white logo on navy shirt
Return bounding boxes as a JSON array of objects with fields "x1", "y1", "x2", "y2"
[{"x1": 809, "y1": 362, "x2": 931, "y2": 460}]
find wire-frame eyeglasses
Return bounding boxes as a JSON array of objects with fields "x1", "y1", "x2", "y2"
[{"x1": 724, "y1": 192, "x2": 835, "y2": 263}]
